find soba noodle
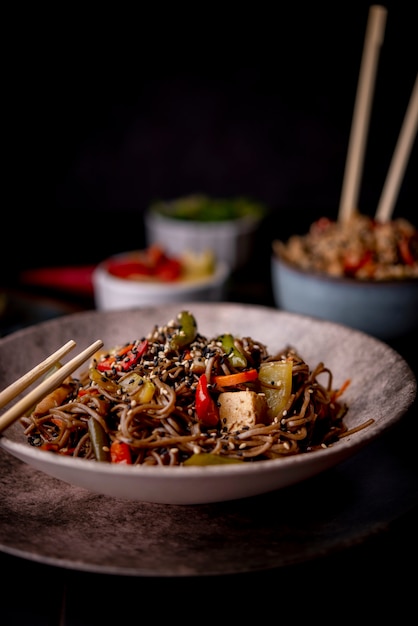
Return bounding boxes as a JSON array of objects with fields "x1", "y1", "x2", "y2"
[{"x1": 20, "y1": 311, "x2": 364, "y2": 466}]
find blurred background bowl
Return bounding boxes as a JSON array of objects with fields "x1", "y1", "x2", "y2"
[
  {"x1": 93, "y1": 250, "x2": 230, "y2": 311},
  {"x1": 144, "y1": 195, "x2": 267, "y2": 271},
  {"x1": 271, "y1": 253, "x2": 418, "y2": 340}
]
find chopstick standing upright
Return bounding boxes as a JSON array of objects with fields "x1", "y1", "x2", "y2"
[
  {"x1": 374, "y1": 73, "x2": 418, "y2": 222},
  {"x1": 0, "y1": 339, "x2": 103, "y2": 434},
  {"x1": 338, "y1": 5, "x2": 388, "y2": 224}
]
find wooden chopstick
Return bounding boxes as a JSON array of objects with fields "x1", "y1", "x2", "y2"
[
  {"x1": 338, "y1": 5, "x2": 387, "y2": 224},
  {"x1": 0, "y1": 340, "x2": 77, "y2": 409},
  {"x1": 0, "y1": 339, "x2": 103, "y2": 434},
  {"x1": 375, "y1": 73, "x2": 418, "y2": 222}
]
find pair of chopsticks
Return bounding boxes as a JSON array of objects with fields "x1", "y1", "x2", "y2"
[
  {"x1": 0, "y1": 339, "x2": 103, "y2": 434},
  {"x1": 338, "y1": 5, "x2": 418, "y2": 224}
]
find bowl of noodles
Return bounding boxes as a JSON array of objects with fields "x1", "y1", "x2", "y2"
[
  {"x1": 0, "y1": 303, "x2": 415, "y2": 504},
  {"x1": 272, "y1": 212, "x2": 418, "y2": 340}
]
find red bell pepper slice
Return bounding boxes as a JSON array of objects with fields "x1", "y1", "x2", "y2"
[
  {"x1": 110, "y1": 440, "x2": 133, "y2": 464},
  {"x1": 195, "y1": 374, "x2": 219, "y2": 427},
  {"x1": 97, "y1": 340, "x2": 148, "y2": 373}
]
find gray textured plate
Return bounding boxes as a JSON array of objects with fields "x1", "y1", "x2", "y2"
[
  {"x1": 0, "y1": 302, "x2": 416, "y2": 576},
  {"x1": 0, "y1": 303, "x2": 416, "y2": 505}
]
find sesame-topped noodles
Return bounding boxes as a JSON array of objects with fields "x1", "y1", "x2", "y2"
[
  {"x1": 275, "y1": 212, "x2": 418, "y2": 280},
  {"x1": 20, "y1": 310, "x2": 368, "y2": 466}
]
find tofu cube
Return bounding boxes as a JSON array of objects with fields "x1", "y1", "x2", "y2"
[{"x1": 218, "y1": 390, "x2": 267, "y2": 432}]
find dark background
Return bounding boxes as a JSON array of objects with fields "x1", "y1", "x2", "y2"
[
  {"x1": 1, "y1": 7, "x2": 417, "y2": 621},
  {"x1": 10, "y1": 2, "x2": 418, "y2": 278}
]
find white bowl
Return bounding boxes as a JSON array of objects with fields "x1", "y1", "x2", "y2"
[
  {"x1": 144, "y1": 197, "x2": 265, "y2": 271},
  {"x1": 271, "y1": 253, "x2": 418, "y2": 340},
  {"x1": 92, "y1": 253, "x2": 230, "y2": 311},
  {"x1": 0, "y1": 303, "x2": 416, "y2": 504}
]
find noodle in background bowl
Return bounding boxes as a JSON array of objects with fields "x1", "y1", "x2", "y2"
[
  {"x1": 271, "y1": 253, "x2": 418, "y2": 340},
  {"x1": 0, "y1": 303, "x2": 416, "y2": 504}
]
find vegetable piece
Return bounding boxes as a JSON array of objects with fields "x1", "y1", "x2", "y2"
[
  {"x1": 258, "y1": 360, "x2": 293, "y2": 420},
  {"x1": 154, "y1": 258, "x2": 182, "y2": 281},
  {"x1": 218, "y1": 334, "x2": 247, "y2": 368},
  {"x1": 77, "y1": 388, "x2": 99, "y2": 398},
  {"x1": 97, "y1": 340, "x2": 148, "y2": 373},
  {"x1": 146, "y1": 244, "x2": 182, "y2": 280},
  {"x1": 195, "y1": 374, "x2": 219, "y2": 426},
  {"x1": 180, "y1": 250, "x2": 215, "y2": 279},
  {"x1": 107, "y1": 260, "x2": 152, "y2": 279},
  {"x1": 110, "y1": 440, "x2": 133, "y2": 464},
  {"x1": 88, "y1": 417, "x2": 110, "y2": 462},
  {"x1": 120, "y1": 374, "x2": 155, "y2": 403},
  {"x1": 183, "y1": 453, "x2": 243, "y2": 465},
  {"x1": 152, "y1": 195, "x2": 266, "y2": 222},
  {"x1": 170, "y1": 310, "x2": 197, "y2": 350},
  {"x1": 343, "y1": 250, "x2": 374, "y2": 277},
  {"x1": 213, "y1": 369, "x2": 258, "y2": 387},
  {"x1": 331, "y1": 378, "x2": 351, "y2": 401},
  {"x1": 106, "y1": 245, "x2": 182, "y2": 282},
  {"x1": 40, "y1": 443, "x2": 75, "y2": 455},
  {"x1": 89, "y1": 367, "x2": 119, "y2": 393},
  {"x1": 32, "y1": 378, "x2": 74, "y2": 417},
  {"x1": 399, "y1": 236, "x2": 416, "y2": 266},
  {"x1": 26, "y1": 362, "x2": 66, "y2": 417}
]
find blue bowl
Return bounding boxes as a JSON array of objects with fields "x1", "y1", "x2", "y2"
[{"x1": 271, "y1": 254, "x2": 418, "y2": 340}]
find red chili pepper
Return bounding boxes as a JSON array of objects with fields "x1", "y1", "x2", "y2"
[
  {"x1": 110, "y1": 440, "x2": 133, "y2": 464},
  {"x1": 97, "y1": 340, "x2": 148, "y2": 373},
  {"x1": 195, "y1": 374, "x2": 219, "y2": 427}
]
